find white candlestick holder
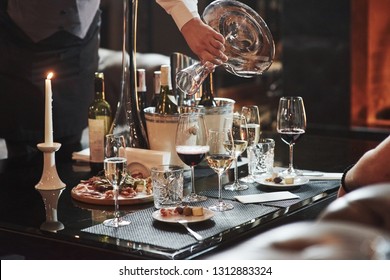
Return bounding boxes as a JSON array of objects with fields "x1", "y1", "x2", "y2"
[{"x1": 35, "y1": 142, "x2": 66, "y2": 232}]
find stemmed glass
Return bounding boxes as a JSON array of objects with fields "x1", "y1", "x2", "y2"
[
  {"x1": 240, "y1": 105, "x2": 261, "y2": 183},
  {"x1": 103, "y1": 134, "x2": 130, "y2": 227},
  {"x1": 206, "y1": 129, "x2": 235, "y2": 211},
  {"x1": 276, "y1": 96, "x2": 307, "y2": 177},
  {"x1": 175, "y1": 113, "x2": 209, "y2": 202},
  {"x1": 224, "y1": 114, "x2": 249, "y2": 191},
  {"x1": 176, "y1": 0, "x2": 275, "y2": 95}
]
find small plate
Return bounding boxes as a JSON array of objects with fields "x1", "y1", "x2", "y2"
[
  {"x1": 257, "y1": 176, "x2": 310, "y2": 189},
  {"x1": 152, "y1": 208, "x2": 215, "y2": 224}
]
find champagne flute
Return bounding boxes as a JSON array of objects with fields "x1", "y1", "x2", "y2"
[
  {"x1": 276, "y1": 96, "x2": 307, "y2": 177},
  {"x1": 103, "y1": 134, "x2": 130, "y2": 227},
  {"x1": 175, "y1": 113, "x2": 209, "y2": 202},
  {"x1": 206, "y1": 129, "x2": 235, "y2": 211},
  {"x1": 223, "y1": 114, "x2": 249, "y2": 191},
  {"x1": 240, "y1": 105, "x2": 261, "y2": 183}
]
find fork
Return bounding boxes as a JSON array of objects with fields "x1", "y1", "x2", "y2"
[{"x1": 178, "y1": 220, "x2": 204, "y2": 241}]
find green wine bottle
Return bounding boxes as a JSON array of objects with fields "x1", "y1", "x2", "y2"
[
  {"x1": 88, "y1": 72, "x2": 112, "y2": 173},
  {"x1": 198, "y1": 72, "x2": 217, "y2": 107},
  {"x1": 156, "y1": 65, "x2": 178, "y2": 114}
]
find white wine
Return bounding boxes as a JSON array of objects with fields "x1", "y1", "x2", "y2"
[
  {"x1": 104, "y1": 157, "x2": 127, "y2": 187},
  {"x1": 150, "y1": 70, "x2": 161, "y2": 108},
  {"x1": 206, "y1": 154, "x2": 234, "y2": 175},
  {"x1": 88, "y1": 72, "x2": 112, "y2": 172},
  {"x1": 156, "y1": 65, "x2": 178, "y2": 114},
  {"x1": 243, "y1": 123, "x2": 261, "y2": 145},
  {"x1": 224, "y1": 140, "x2": 248, "y2": 157}
]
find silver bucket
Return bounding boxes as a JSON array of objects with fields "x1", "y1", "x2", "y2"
[{"x1": 144, "y1": 97, "x2": 235, "y2": 166}]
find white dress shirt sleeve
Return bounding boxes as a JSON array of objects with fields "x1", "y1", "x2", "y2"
[{"x1": 156, "y1": 0, "x2": 199, "y2": 30}]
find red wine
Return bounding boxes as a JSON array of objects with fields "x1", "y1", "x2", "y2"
[
  {"x1": 176, "y1": 146, "x2": 209, "y2": 166},
  {"x1": 279, "y1": 128, "x2": 305, "y2": 145}
]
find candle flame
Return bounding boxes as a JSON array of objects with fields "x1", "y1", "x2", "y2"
[{"x1": 47, "y1": 72, "x2": 54, "y2": 80}]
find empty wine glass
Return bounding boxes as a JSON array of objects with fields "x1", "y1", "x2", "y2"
[
  {"x1": 175, "y1": 113, "x2": 209, "y2": 202},
  {"x1": 240, "y1": 105, "x2": 261, "y2": 183},
  {"x1": 224, "y1": 114, "x2": 249, "y2": 191},
  {"x1": 176, "y1": 0, "x2": 275, "y2": 95},
  {"x1": 103, "y1": 134, "x2": 130, "y2": 227},
  {"x1": 276, "y1": 96, "x2": 307, "y2": 177},
  {"x1": 206, "y1": 129, "x2": 235, "y2": 211}
]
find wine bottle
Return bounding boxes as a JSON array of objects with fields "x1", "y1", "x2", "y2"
[
  {"x1": 137, "y1": 69, "x2": 147, "y2": 110},
  {"x1": 156, "y1": 65, "x2": 179, "y2": 114},
  {"x1": 150, "y1": 70, "x2": 161, "y2": 108},
  {"x1": 137, "y1": 68, "x2": 147, "y2": 129},
  {"x1": 198, "y1": 72, "x2": 217, "y2": 107},
  {"x1": 88, "y1": 72, "x2": 112, "y2": 172}
]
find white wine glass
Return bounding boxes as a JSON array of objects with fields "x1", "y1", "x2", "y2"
[
  {"x1": 176, "y1": 0, "x2": 275, "y2": 95},
  {"x1": 103, "y1": 134, "x2": 130, "y2": 227},
  {"x1": 175, "y1": 113, "x2": 209, "y2": 202},
  {"x1": 224, "y1": 114, "x2": 249, "y2": 191},
  {"x1": 206, "y1": 129, "x2": 235, "y2": 211},
  {"x1": 240, "y1": 105, "x2": 261, "y2": 183},
  {"x1": 276, "y1": 96, "x2": 307, "y2": 177}
]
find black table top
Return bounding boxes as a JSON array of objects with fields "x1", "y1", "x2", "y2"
[{"x1": 0, "y1": 132, "x2": 383, "y2": 259}]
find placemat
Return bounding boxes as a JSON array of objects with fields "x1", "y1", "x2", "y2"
[
  {"x1": 199, "y1": 180, "x2": 340, "y2": 208},
  {"x1": 82, "y1": 198, "x2": 278, "y2": 251}
]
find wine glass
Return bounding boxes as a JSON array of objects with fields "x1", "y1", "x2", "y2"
[
  {"x1": 175, "y1": 113, "x2": 209, "y2": 202},
  {"x1": 240, "y1": 105, "x2": 261, "y2": 183},
  {"x1": 206, "y1": 129, "x2": 235, "y2": 211},
  {"x1": 276, "y1": 96, "x2": 307, "y2": 177},
  {"x1": 223, "y1": 114, "x2": 249, "y2": 191},
  {"x1": 176, "y1": 0, "x2": 275, "y2": 96},
  {"x1": 103, "y1": 134, "x2": 130, "y2": 227}
]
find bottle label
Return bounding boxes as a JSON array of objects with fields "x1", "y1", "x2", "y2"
[{"x1": 88, "y1": 118, "x2": 106, "y2": 163}]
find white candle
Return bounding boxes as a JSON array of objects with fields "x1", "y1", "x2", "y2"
[{"x1": 45, "y1": 72, "x2": 54, "y2": 145}]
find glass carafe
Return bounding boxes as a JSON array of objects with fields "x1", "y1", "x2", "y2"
[{"x1": 110, "y1": 0, "x2": 149, "y2": 149}]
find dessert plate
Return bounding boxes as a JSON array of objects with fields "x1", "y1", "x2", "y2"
[
  {"x1": 256, "y1": 176, "x2": 309, "y2": 190},
  {"x1": 152, "y1": 208, "x2": 214, "y2": 224}
]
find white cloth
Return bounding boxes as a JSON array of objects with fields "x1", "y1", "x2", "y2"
[
  {"x1": 7, "y1": 0, "x2": 100, "y2": 42},
  {"x1": 156, "y1": 0, "x2": 199, "y2": 30}
]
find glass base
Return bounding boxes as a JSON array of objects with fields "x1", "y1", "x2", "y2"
[
  {"x1": 239, "y1": 175, "x2": 256, "y2": 184},
  {"x1": 103, "y1": 218, "x2": 131, "y2": 228},
  {"x1": 182, "y1": 193, "x2": 207, "y2": 203},
  {"x1": 209, "y1": 201, "x2": 234, "y2": 212},
  {"x1": 280, "y1": 167, "x2": 303, "y2": 178},
  {"x1": 224, "y1": 182, "x2": 249, "y2": 191}
]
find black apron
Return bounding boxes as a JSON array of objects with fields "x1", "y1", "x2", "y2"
[{"x1": 0, "y1": 2, "x2": 100, "y2": 145}]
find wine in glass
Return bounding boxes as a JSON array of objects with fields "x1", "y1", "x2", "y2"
[
  {"x1": 206, "y1": 129, "x2": 235, "y2": 211},
  {"x1": 240, "y1": 105, "x2": 261, "y2": 183},
  {"x1": 103, "y1": 134, "x2": 130, "y2": 227},
  {"x1": 175, "y1": 113, "x2": 209, "y2": 202},
  {"x1": 224, "y1": 114, "x2": 249, "y2": 191},
  {"x1": 276, "y1": 96, "x2": 307, "y2": 177}
]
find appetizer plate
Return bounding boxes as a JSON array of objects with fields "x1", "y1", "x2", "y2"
[
  {"x1": 152, "y1": 208, "x2": 215, "y2": 224},
  {"x1": 256, "y1": 176, "x2": 309, "y2": 190},
  {"x1": 71, "y1": 186, "x2": 153, "y2": 206}
]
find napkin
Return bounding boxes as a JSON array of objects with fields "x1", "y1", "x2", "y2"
[
  {"x1": 72, "y1": 148, "x2": 90, "y2": 162},
  {"x1": 235, "y1": 191, "x2": 299, "y2": 204},
  {"x1": 272, "y1": 167, "x2": 342, "y2": 181},
  {"x1": 125, "y1": 147, "x2": 171, "y2": 171},
  {"x1": 72, "y1": 147, "x2": 171, "y2": 165}
]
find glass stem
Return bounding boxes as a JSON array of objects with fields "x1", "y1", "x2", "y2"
[
  {"x1": 218, "y1": 173, "x2": 223, "y2": 204},
  {"x1": 233, "y1": 156, "x2": 239, "y2": 183},
  {"x1": 190, "y1": 165, "x2": 196, "y2": 194},
  {"x1": 288, "y1": 144, "x2": 294, "y2": 172},
  {"x1": 114, "y1": 184, "x2": 120, "y2": 224}
]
